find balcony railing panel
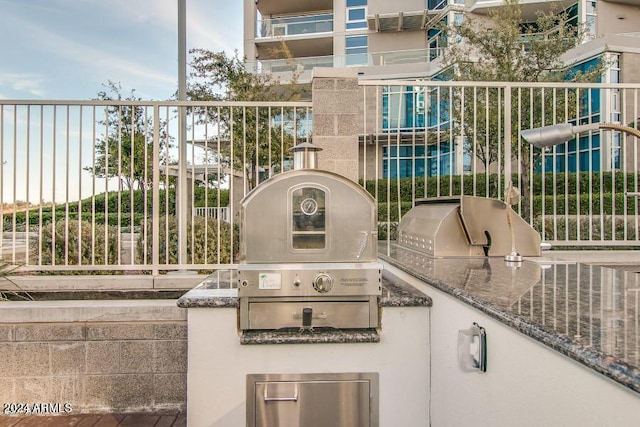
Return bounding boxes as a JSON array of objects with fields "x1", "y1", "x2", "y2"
[
  {"x1": 2, "y1": 82, "x2": 639, "y2": 273},
  {"x1": 0, "y1": 100, "x2": 312, "y2": 272},
  {"x1": 257, "y1": 13, "x2": 333, "y2": 39},
  {"x1": 359, "y1": 81, "x2": 640, "y2": 249}
]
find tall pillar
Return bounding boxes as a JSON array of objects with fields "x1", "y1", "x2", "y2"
[{"x1": 311, "y1": 68, "x2": 360, "y2": 182}]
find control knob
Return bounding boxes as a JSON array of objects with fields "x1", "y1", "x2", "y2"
[{"x1": 312, "y1": 273, "x2": 333, "y2": 293}]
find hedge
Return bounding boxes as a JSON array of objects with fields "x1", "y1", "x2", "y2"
[
  {"x1": 533, "y1": 216, "x2": 639, "y2": 241},
  {"x1": 361, "y1": 172, "x2": 640, "y2": 202},
  {"x1": 30, "y1": 219, "x2": 120, "y2": 266},
  {"x1": 136, "y1": 216, "x2": 239, "y2": 265}
]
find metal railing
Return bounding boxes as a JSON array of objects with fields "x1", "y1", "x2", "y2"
[
  {"x1": 360, "y1": 80, "x2": 640, "y2": 248},
  {"x1": 1, "y1": 81, "x2": 639, "y2": 273},
  {"x1": 194, "y1": 207, "x2": 231, "y2": 223},
  {"x1": 0, "y1": 100, "x2": 312, "y2": 272}
]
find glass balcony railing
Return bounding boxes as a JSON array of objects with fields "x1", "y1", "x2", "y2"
[
  {"x1": 247, "y1": 49, "x2": 435, "y2": 75},
  {"x1": 428, "y1": 0, "x2": 465, "y2": 11},
  {"x1": 257, "y1": 13, "x2": 333, "y2": 39}
]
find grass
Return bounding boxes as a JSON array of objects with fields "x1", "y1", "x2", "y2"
[{"x1": 0, "y1": 262, "x2": 33, "y2": 301}]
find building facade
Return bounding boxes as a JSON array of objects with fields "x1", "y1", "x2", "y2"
[{"x1": 243, "y1": 0, "x2": 640, "y2": 179}]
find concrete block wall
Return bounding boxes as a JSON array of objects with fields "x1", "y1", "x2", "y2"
[
  {"x1": 312, "y1": 67, "x2": 360, "y2": 182},
  {"x1": 0, "y1": 300, "x2": 187, "y2": 414}
]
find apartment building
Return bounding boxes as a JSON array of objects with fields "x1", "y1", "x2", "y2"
[{"x1": 243, "y1": 0, "x2": 640, "y2": 179}]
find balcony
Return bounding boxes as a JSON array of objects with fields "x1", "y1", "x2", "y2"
[
  {"x1": 467, "y1": 0, "x2": 576, "y2": 20},
  {"x1": 250, "y1": 48, "x2": 434, "y2": 76},
  {"x1": 256, "y1": 13, "x2": 333, "y2": 39},
  {"x1": 255, "y1": 0, "x2": 332, "y2": 16}
]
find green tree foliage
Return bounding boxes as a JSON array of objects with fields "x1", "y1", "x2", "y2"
[
  {"x1": 32, "y1": 219, "x2": 120, "y2": 266},
  {"x1": 136, "y1": 216, "x2": 238, "y2": 265},
  {"x1": 86, "y1": 81, "x2": 173, "y2": 190},
  {"x1": 187, "y1": 48, "x2": 308, "y2": 189},
  {"x1": 438, "y1": 0, "x2": 605, "y2": 217}
]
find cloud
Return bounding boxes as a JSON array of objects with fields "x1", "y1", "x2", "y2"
[
  {"x1": 100, "y1": 0, "x2": 242, "y2": 53},
  {"x1": 0, "y1": 73, "x2": 46, "y2": 98}
]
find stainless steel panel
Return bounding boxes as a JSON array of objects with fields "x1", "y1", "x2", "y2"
[
  {"x1": 237, "y1": 263, "x2": 382, "y2": 298},
  {"x1": 246, "y1": 300, "x2": 376, "y2": 330},
  {"x1": 247, "y1": 373, "x2": 379, "y2": 427},
  {"x1": 458, "y1": 196, "x2": 541, "y2": 257},
  {"x1": 397, "y1": 196, "x2": 541, "y2": 258},
  {"x1": 239, "y1": 170, "x2": 378, "y2": 264},
  {"x1": 397, "y1": 201, "x2": 483, "y2": 257}
]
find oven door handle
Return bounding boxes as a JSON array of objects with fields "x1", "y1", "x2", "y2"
[{"x1": 264, "y1": 384, "x2": 299, "y2": 402}]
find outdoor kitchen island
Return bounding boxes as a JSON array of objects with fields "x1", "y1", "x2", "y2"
[
  {"x1": 178, "y1": 270, "x2": 431, "y2": 427},
  {"x1": 379, "y1": 243, "x2": 640, "y2": 427}
]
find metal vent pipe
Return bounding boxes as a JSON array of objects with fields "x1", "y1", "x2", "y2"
[{"x1": 292, "y1": 141, "x2": 322, "y2": 170}]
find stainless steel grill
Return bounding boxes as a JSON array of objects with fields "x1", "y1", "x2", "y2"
[
  {"x1": 238, "y1": 143, "x2": 382, "y2": 331},
  {"x1": 396, "y1": 196, "x2": 541, "y2": 258}
]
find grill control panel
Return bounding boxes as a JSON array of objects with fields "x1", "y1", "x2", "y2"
[{"x1": 237, "y1": 263, "x2": 382, "y2": 298}]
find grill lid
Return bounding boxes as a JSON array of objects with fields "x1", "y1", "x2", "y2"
[{"x1": 397, "y1": 196, "x2": 541, "y2": 258}]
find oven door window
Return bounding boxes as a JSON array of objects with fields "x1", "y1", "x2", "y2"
[{"x1": 292, "y1": 187, "x2": 326, "y2": 249}]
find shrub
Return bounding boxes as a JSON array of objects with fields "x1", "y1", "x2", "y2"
[
  {"x1": 136, "y1": 216, "x2": 239, "y2": 265},
  {"x1": 31, "y1": 219, "x2": 120, "y2": 266},
  {"x1": 378, "y1": 222, "x2": 398, "y2": 241},
  {"x1": 532, "y1": 215, "x2": 638, "y2": 242}
]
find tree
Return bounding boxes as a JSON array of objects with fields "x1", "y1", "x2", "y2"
[
  {"x1": 86, "y1": 81, "x2": 173, "y2": 190},
  {"x1": 187, "y1": 47, "x2": 307, "y2": 190},
  {"x1": 438, "y1": 0, "x2": 604, "y2": 217}
]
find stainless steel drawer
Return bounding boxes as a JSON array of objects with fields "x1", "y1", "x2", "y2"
[
  {"x1": 247, "y1": 373, "x2": 379, "y2": 427},
  {"x1": 247, "y1": 301, "x2": 374, "y2": 330}
]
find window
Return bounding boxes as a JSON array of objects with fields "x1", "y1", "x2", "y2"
[
  {"x1": 383, "y1": 144, "x2": 457, "y2": 178},
  {"x1": 427, "y1": 16, "x2": 447, "y2": 61},
  {"x1": 542, "y1": 135, "x2": 601, "y2": 173},
  {"x1": 345, "y1": 35, "x2": 368, "y2": 66},
  {"x1": 586, "y1": 1, "x2": 597, "y2": 38},
  {"x1": 382, "y1": 86, "x2": 425, "y2": 131},
  {"x1": 346, "y1": 0, "x2": 367, "y2": 30},
  {"x1": 291, "y1": 187, "x2": 326, "y2": 250}
]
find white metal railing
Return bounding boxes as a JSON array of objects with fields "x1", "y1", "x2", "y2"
[
  {"x1": 2, "y1": 81, "x2": 639, "y2": 273},
  {"x1": 359, "y1": 80, "x2": 640, "y2": 248},
  {"x1": 194, "y1": 207, "x2": 231, "y2": 223},
  {"x1": 0, "y1": 100, "x2": 312, "y2": 272}
]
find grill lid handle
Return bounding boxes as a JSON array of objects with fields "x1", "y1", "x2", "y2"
[{"x1": 356, "y1": 232, "x2": 369, "y2": 260}]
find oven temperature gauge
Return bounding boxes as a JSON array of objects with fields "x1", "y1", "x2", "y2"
[{"x1": 312, "y1": 273, "x2": 333, "y2": 293}]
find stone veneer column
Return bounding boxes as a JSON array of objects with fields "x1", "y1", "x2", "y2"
[{"x1": 311, "y1": 67, "x2": 360, "y2": 182}]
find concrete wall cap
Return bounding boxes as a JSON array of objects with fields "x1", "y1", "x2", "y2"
[{"x1": 312, "y1": 67, "x2": 359, "y2": 80}]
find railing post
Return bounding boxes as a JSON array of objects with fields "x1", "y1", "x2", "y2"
[
  {"x1": 178, "y1": 0, "x2": 188, "y2": 267},
  {"x1": 152, "y1": 104, "x2": 160, "y2": 275},
  {"x1": 311, "y1": 68, "x2": 360, "y2": 181},
  {"x1": 504, "y1": 84, "x2": 512, "y2": 197}
]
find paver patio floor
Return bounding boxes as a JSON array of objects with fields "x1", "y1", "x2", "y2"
[{"x1": 0, "y1": 412, "x2": 186, "y2": 427}]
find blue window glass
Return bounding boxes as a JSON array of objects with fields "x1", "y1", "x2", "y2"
[
  {"x1": 347, "y1": 0, "x2": 367, "y2": 6},
  {"x1": 345, "y1": 35, "x2": 368, "y2": 65},
  {"x1": 382, "y1": 86, "x2": 426, "y2": 132},
  {"x1": 346, "y1": 36, "x2": 367, "y2": 48},
  {"x1": 348, "y1": 9, "x2": 365, "y2": 20},
  {"x1": 383, "y1": 143, "x2": 455, "y2": 178}
]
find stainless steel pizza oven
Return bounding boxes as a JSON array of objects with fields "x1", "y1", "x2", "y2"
[{"x1": 238, "y1": 142, "x2": 382, "y2": 331}]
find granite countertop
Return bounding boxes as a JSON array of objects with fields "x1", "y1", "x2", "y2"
[
  {"x1": 379, "y1": 243, "x2": 640, "y2": 395},
  {"x1": 177, "y1": 268, "x2": 431, "y2": 345}
]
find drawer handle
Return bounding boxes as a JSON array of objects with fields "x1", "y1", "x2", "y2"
[
  {"x1": 292, "y1": 312, "x2": 328, "y2": 320},
  {"x1": 264, "y1": 384, "x2": 299, "y2": 402}
]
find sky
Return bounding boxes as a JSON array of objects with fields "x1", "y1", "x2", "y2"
[{"x1": 0, "y1": 0, "x2": 243, "y2": 100}]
